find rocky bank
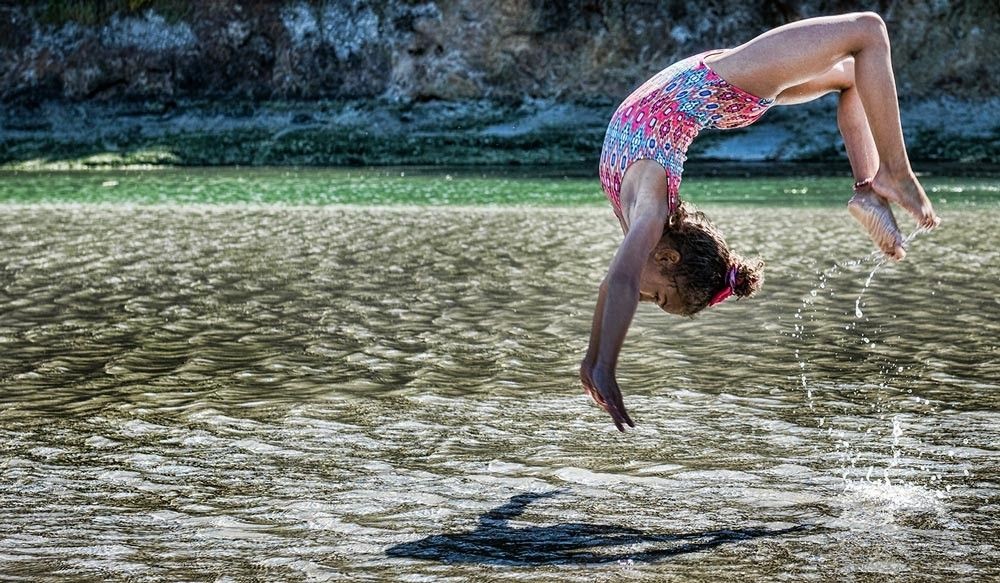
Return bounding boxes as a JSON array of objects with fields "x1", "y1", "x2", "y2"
[{"x1": 1, "y1": 0, "x2": 997, "y2": 169}]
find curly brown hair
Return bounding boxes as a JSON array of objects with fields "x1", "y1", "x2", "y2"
[{"x1": 655, "y1": 202, "x2": 764, "y2": 316}]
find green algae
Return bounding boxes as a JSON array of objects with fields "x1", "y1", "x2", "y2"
[
  {"x1": 0, "y1": 127, "x2": 607, "y2": 169},
  {"x1": 2, "y1": 96, "x2": 997, "y2": 171}
]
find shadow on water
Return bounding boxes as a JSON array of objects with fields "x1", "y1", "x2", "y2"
[{"x1": 386, "y1": 490, "x2": 812, "y2": 566}]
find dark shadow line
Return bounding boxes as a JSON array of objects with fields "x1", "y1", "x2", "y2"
[{"x1": 386, "y1": 490, "x2": 814, "y2": 566}]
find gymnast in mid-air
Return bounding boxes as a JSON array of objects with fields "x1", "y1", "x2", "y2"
[{"x1": 581, "y1": 13, "x2": 940, "y2": 431}]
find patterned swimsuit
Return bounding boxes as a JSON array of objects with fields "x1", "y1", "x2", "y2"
[{"x1": 599, "y1": 51, "x2": 773, "y2": 224}]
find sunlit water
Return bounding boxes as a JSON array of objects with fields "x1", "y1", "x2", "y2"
[{"x1": 0, "y1": 170, "x2": 998, "y2": 580}]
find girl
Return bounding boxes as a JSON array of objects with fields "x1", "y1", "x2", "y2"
[{"x1": 581, "y1": 13, "x2": 940, "y2": 432}]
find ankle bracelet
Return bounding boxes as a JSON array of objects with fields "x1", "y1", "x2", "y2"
[{"x1": 853, "y1": 177, "x2": 874, "y2": 191}]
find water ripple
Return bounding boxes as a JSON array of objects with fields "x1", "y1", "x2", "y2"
[{"x1": 0, "y1": 203, "x2": 997, "y2": 580}]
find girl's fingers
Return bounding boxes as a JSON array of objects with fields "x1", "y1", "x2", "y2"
[
  {"x1": 600, "y1": 386, "x2": 632, "y2": 432},
  {"x1": 583, "y1": 377, "x2": 634, "y2": 431},
  {"x1": 610, "y1": 391, "x2": 634, "y2": 427}
]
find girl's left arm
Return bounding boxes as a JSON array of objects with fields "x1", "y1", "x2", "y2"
[{"x1": 581, "y1": 198, "x2": 667, "y2": 431}]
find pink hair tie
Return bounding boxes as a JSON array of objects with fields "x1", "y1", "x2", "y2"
[{"x1": 707, "y1": 266, "x2": 738, "y2": 307}]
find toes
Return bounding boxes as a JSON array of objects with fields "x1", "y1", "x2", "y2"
[
  {"x1": 871, "y1": 173, "x2": 937, "y2": 228},
  {"x1": 883, "y1": 242, "x2": 905, "y2": 261}
]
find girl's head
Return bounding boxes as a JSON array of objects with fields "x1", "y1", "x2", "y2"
[{"x1": 641, "y1": 202, "x2": 764, "y2": 316}]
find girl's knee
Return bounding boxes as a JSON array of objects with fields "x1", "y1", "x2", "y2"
[{"x1": 853, "y1": 12, "x2": 889, "y2": 46}]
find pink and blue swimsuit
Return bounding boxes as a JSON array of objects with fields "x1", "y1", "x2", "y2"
[{"x1": 599, "y1": 51, "x2": 773, "y2": 224}]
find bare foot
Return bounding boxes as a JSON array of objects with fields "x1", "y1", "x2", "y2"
[
  {"x1": 871, "y1": 169, "x2": 940, "y2": 230},
  {"x1": 848, "y1": 188, "x2": 906, "y2": 261}
]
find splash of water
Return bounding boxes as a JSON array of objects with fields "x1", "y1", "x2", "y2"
[
  {"x1": 853, "y1": 257, "x2": 886, "y2": 319},
  {"x1": 794, "y1": 227, "x2": 932, "y2": 487},
  {"x1": 792, "y1": 256, "x2": 868, "y2": 411},
  {"x1": 890, "y1": 415, "x2": 903, "y2": 465},
  {"x1": 853, "y1": 227, "x2": 925, "y2": 319}
]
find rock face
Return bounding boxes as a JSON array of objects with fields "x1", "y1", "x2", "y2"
[
  {"x1": 1, "y1": 1, "x2": 997, "y2": 168},
  {"x1": 2, "y1": 0, "x2": 997, "y2": 105}
]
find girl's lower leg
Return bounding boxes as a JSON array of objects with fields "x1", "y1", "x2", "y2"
[
  {"x1": 848, "y1": 16, "x2": 939, "y2": 228},
  {"x1": 837, "y1": 78, "x2": 905, "y2": 259},
  {"x1": 711, "y1": 13, "x2": 939, "y2": 229}
]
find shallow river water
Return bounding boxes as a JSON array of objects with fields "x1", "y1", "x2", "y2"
[{"x1": 0, "y1": 170, "x2": 998, "y2": 581}]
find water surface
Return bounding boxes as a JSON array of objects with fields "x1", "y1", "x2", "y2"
[
  {"x1": 1, "y1": 166, "x2": 997, "y2": 206},
  {"x1": 0, "y1": 170, "x2": 998, "y2": 581}
]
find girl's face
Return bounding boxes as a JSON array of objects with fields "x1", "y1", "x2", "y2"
[{"x1": 638, "y1": 254, "x2": 685, "y2": 315}]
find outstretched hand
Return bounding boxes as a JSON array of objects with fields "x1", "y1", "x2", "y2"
[{"x1": 580, "y1": 364, "x2": 635, "y2": 432}]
